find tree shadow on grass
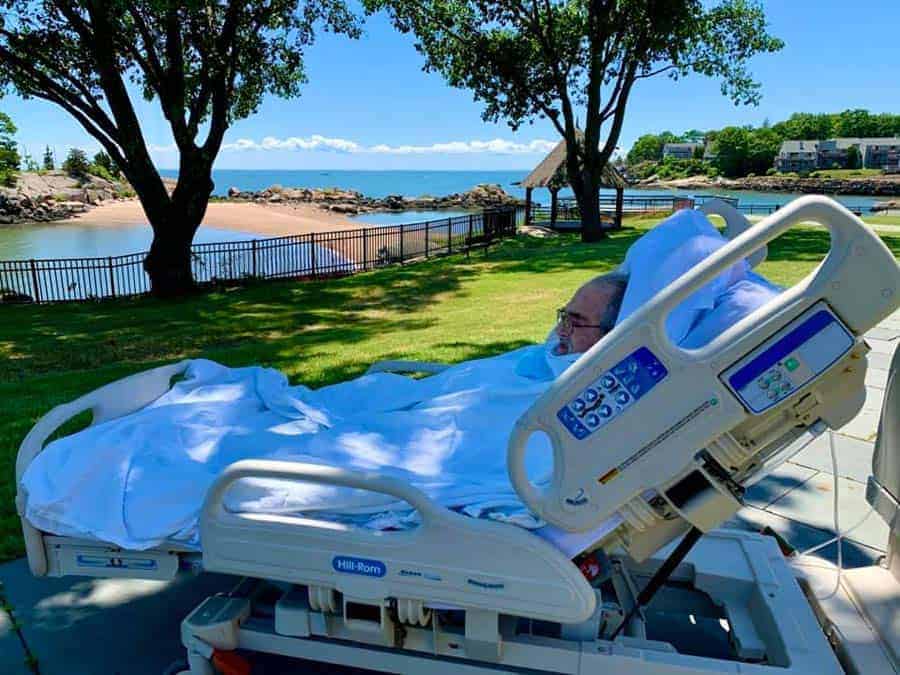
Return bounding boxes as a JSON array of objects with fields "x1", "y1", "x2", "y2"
[
  {"x1": 764, "y1": 226, "x2": 900, "y2": 263},
  {"x1": 0, "y1": 256, "x2": 486, "y2": 383}
]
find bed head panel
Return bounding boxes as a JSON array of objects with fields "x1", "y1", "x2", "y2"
[{"x1": 508, "y1": 196, "x2": 900, "y2": 558}]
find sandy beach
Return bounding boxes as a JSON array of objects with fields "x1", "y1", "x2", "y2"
[{"x1": 56, "y1": 199, "x2": 362, "y2": 237}]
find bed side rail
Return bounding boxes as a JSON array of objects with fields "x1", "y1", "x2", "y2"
[
  {"x1": 509, "y1": 195, "x2": 900, "y2": 535},
  {"x1": 15, "y1": 360, "x2": 190, "y2": 576},
  {"x1": 200, "y1": 459, "x2": 596, "y2": 624}
]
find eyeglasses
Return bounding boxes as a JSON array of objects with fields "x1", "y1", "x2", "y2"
[{"x1": 556, "y1": 307, "x2": 606, "y2": 333}]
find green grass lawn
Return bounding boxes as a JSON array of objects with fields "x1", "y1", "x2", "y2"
[{"x1": 3, "y1": 215, "x2": 899, "y2": 562}]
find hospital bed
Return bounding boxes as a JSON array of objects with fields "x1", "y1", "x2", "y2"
[{"x1": 14, "y1": 195, "x2": 900, "y2": 674}]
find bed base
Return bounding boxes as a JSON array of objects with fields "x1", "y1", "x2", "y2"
[{"x1": 176, "y1": 529, "x2": 843, "y2": 674}]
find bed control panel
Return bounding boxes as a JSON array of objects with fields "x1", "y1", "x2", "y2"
[
  {"x1": 722, "y1": 302, "x2": 854, "y2": 415},
  {"x1": 557, "y1": 347, "x2": 668, "y2": 440}
]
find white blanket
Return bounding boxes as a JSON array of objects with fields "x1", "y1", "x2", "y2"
[
  {"x1": 22, "y1": 209, "x2": 780, "y2": 552},
  {"x1": 23, "y1": 349, "x2": 577, "y2": 549}
]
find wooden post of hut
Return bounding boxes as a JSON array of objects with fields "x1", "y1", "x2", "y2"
[
  {"x1": 550, "y1": 188, "x2": 559, "y2": 228},
  {"x1": 614, "y1": 186, "x2": 624, "y2": 229},
  {"x1": 524, "y1": 187, "x2": 533, "y2": 226}
]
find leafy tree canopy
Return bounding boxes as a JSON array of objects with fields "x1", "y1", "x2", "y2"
[
  {"x1": 367, "y1": 0, "x2": 782, "y2": 240},
  {"x1": 0, "y1": 111, "x2": 19, "y2": 185}
]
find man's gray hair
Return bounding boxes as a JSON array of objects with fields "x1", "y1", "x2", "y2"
[{"x1": 586, "y1": 271, "x2": 629, "y2": 331}]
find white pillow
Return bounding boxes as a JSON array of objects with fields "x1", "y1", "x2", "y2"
[
  {"x1": 681, "y1": 272, "x2": 782, "y2": 349},
  {"x1": 617, "y1": 209, "x2": 749, "y2": 344}
]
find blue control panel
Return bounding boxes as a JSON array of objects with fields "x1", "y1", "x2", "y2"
[
  {"x1": 722, "y1": 305, "x2": 854, "y2": 414},
  {"x1": 557, "y1": 347, "x2": 668, "y2": 440}
]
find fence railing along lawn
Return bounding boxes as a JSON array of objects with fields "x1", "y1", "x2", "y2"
[{"x1": 0, "y1": 207, "x2": 519, "y2": 304}]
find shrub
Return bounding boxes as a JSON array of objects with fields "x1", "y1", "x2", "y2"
[
  {"x1": 42, "y1": 145, "x2": 55, "y2": 171},
  {"x1": 62, "y1": 148, "x2": 90, "y2": 178},
  {"x1": 88, "y1": 163, "x2": 117, "y2": 182},
  {"x1": 0, "y1": 112, "x2": 20, "y2": 186},
  {"x1": 91, "y1": 151, "x2": 121, "y2": 179},
  {"x1": 766, "y1": 167, "x2": 777, "y2": 176}
]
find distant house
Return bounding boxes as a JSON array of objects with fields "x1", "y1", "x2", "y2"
[
  {"x1": 775, "y1": 140, "x2": 819, "y2": 173},
  {"x1": 702, "y1": 141, "x2": 717, "y2": 163},
  {"x1": 662, "y1": 142, "x2": 703, "y2": 160},
  {"x1": 817, "y1": 138, "x2": 861, "y2": 169},
  {"x1": 776, "y1": 136, "x2": 900, "y2": 172},
  {"x1": 858, "y1": 138, "x2": 900, "y2": 170}
]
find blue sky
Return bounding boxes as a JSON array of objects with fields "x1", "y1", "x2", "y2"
[{"x1": 5, "y1": 0, "x2": 899, "y2": 171}]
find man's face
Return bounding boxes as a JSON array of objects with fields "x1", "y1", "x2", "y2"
[{"x1": 554, "y1": 283, "x2": 614, "y2": 355}]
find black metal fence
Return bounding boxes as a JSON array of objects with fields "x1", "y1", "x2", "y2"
[
  {"x1": 530, "y1": 195, "x2": 696, "y2": 228},
  {"x1": 0, "y1": 207, "x2": 518, "y2": 304}
]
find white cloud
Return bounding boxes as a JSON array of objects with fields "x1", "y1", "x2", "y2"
[{"x1": 207, "y1": 135, "x2": 556, "y2": 155}]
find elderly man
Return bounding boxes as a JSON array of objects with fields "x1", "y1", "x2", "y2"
[{"x1": 554, "y1": 272, "x2": 628, "y2": 355}]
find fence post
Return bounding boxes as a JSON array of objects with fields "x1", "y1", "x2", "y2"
[
  {"x1": 251, "y1": 239, "x2": 258, "y2": 278},
  {"x1": 362, "y1": 228, "x2": 368, "y2": 270},
  {"x1": 399, "y1": 224, "x2": 404, "y2": 263},
  {"x1": 310, "y1": 233, "x2": 317, "y2": 278},
  {"x1": 466, "y1": 214, "x2": 474, "y2": 258},
  {"x1": 29, "y1": 259, "x2": 41, "y2": 304},
  {"x1": 447, "y1": 218, "x2": 452, "y2": 254},
  {"x1": 425, "y1": 221, "x2": 430, "y2": 258},
  {"x1": 108, "y1": 257, "x2": 116, "y2": 298}
]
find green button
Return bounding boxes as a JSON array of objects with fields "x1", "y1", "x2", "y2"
[{"x1": 785, "y1": 357, "x2": 799, "y2": 372}]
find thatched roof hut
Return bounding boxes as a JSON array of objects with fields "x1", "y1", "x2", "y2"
[{"x1": 521, "y1": 134, "x2": 626, "y2": 229}]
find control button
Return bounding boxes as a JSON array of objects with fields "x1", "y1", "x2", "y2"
[
  {"x1": 771, "y1": 370, "x2": 782, "y2": 382},
  {"x1": 627, "y1": 361, "x2": 639, "y2": 373},
  {"x1": 758, "y1": 377, "x2": 770, "y2": 390},
  {"x1": 785, "y1": 357, "x2": 799, "y2": 372},
  {"x1": 648, "y1": 366, "x2": 662, "y2": 379},
  {"x1": 572, "y1": 399, "x2": 585, "y2": 413},
  {"x1": 585, "y1": 413, "x2": 600, "y2": 427},
  {"x1": 780, "y1": 382, "x2": 791, "y2": 393},
  {"x1": 613, "y1": 364, "x2": 629, "y2": 377},
  {"x1": 768, "y1": 390, "x2": 778, "y2": 400},
  {"x1": 628, "y1": 382, "x2": 641, "y2": 395},
  {"x1": 584, "y1": 388, "x2": 599, "y2": 402},
  {"x1": 601, "y1": 375, "x2": 616, "y2": 390},
  {"x1": 599, "y1": 405, "x2": 612, "y2": 418},
  {"x1": 615, "y1": 391, "x2": 630, "y2": 405}
]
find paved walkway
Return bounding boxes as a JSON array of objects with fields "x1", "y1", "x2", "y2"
[{"x1": 2, "y1": 311, "x2": 897, "y2": 674}]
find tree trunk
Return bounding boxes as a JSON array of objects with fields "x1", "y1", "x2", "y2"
[
  {"x1": 141, "y1": 160, "x2": 214, "y2": 297},
  {"x1": 577, "y1": 170, "x2": 604, "y2": 242},
  {"x1": 144, "y1": 222, "x2": 199, "y2": 297}
]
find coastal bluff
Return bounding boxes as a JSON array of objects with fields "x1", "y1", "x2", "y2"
[
  {"x1": 0, "y1": 171, "x2": 133, "y2": 225},
  {"x1": 224, "y1": 183, "x2": 524, "y2": 215}
]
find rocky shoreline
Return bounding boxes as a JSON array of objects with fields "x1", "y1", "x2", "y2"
[
  {"x1": 0, "y1": 171, "x2": 135, "y2": 225},
  {"x1": 637, "y1": 174, "x2": 900, "y2": 198},
  {"x1": 0, "y1": 174, "x2": 523, "y2": 226},
  {"x1": 223, "y1": 182, "x2": 523, "y2": 215}
]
